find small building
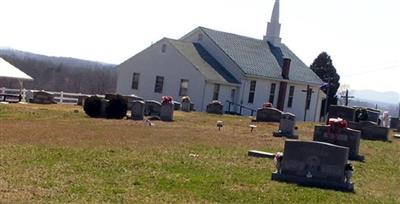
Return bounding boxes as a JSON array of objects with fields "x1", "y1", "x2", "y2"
[{"x1": 116, "y1": 0, "x2": 325, "y2": 121}]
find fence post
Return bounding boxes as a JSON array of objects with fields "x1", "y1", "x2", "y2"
[
  {"x1": 1, "y1": 87, "x2": 5, "y2": 94},
  {"x1": 60, "y1": 91, "x2": 64, "y2": 104}
]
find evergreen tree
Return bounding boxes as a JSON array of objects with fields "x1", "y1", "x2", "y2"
[{"x1": 310, "y1": 52, "x2": 340, "y2": 115}]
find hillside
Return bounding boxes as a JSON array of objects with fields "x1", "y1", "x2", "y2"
[{"x1": 0, "y1": 48, "x2": 117, "y2": 94}]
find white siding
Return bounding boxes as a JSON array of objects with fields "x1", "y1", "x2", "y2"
[{"x1": 116, "y1": 39, "x2": 207, "y2": 111}]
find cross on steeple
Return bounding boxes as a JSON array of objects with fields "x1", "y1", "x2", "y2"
[{"x1": 264, "y1": 0, "x2": 282, "y2": 46}]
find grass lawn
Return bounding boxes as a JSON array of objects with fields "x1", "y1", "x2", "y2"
[{"x1": 0, "y1": 103, "x2": 400, "y2": 203}]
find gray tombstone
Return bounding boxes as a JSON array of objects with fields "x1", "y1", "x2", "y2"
[
  {"x1": 181, "y1": 99, "x2": 191, "y2": 112},
  {"x1": 313, "y1": 125, "x2": 364, "y2": 161},
  {"x1": 172, "y1": 101, "x2": 181, "y2": 111},
  {"x1": 256, "y1": 107, "x2": 283, "y2": 122},
  {"x1": 328, "y1": 105, "x2": 356, "y2": 122},
  {"x1": 123, "y1": 94, "x2": 143, "y2": 110},
  {"x1": 271, "y1": 140, "x2": 354, "y2": 192},
  {"x1": 206, "y1": 101, "x2": 223, "y2": 115},
  {"x1": 144, "y1": 100, "x2": 161, "y2": 116},
  {"x1": 366, "y1": 108, "x2": 380, "y2": 123},
  {"x1": 131, "y1": 100, "x2": 145, "y2": 120},
  {"x1": 273, "y1": 113, "x2": 298, "y2": 139},
  {"x1": 348, "y1": 121, "x2": 389, "y2": 141},
  {"x1": 390, "y1": 117, "x2": 399, "y2": 130},
  {"x1": 30, "y1": 91, "x2": 57, "y2": 104},
  {"x1": 160, "y1": 103, "x2": 174, "y2": 121}
]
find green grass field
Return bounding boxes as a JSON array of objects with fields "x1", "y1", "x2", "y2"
[{"x1": 0, "y1": 104, "x2": 400, "y2": 203}]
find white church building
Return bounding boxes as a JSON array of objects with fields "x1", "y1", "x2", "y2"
[{"x1": 116, "y1": 0, "x2": 325, "y2": 121}]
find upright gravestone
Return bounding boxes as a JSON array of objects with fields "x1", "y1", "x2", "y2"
[
  {"x1": 172, "y1": 101, "x2": 181, "y2": 111},
  {"x1": 273, "y1": 113, "x2": 298, "y2": 139},
  {"x1": 367, "y1": 108, "x2": 380, "y2": 123},
  {"x1": 328, "y1": 105, "x2": 356, "y2": 122},
  {"x1": 181, "y1": 97, "x2": 191, "y2": 112},
  {"x1": 390, "y1": 117, "x2": 399, "y2": 130},
  {"x1": 348, "y1": 121, "x2": 390, "y2": 141},
  {"x1": 30, "y1": 91, "x2": 57, "y2": 104},
  {"x1": 256, "y1": 107, "x2": 283, "y2": 122},
  {"x1": 206, "y1": 101, "x2": 223, "y2": 115},
  {"x1": 314, "y1": 125, "x2": 364, "y2": 161},
  {"x1": 77, "y1": 95, "x2": 90, "y2": 106},
  {"x1": 131, "y1": 100, "x2": 145, "y2": 120},
  {"x1": 123, "y1": 94, "x2": 143, "y2": 110},
  {"x1": 144, "y1": 100, "x2": 161, "y2": 117},
  {"x1": 160, "y1": 102, "x2": 174, "y2": 121},
  {"x1": 271, "y1": 140, "x2": 354, "y2": 192}
]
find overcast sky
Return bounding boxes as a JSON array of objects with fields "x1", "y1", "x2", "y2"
[{"x1": 1, "y1": 0, "x2": 399, "y2": 95}]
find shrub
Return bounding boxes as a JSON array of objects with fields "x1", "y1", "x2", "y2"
[
  {"x1": 83, "y1": 96, "x2": 102, "y2": 118},
  {"x1": 106, "y1": 95, "x2": 128, "y2": 119}
]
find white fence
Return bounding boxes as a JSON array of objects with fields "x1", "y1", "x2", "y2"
[{"x1": 0, "y1": 87, "x2": 90, "y2": 104}]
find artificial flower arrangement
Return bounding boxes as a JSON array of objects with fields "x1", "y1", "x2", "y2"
[
  {"x1": 161, "y1": 96, "x2": 173, "y2": 105},
  {"x1": 181, "y1": 96, "x2": 191, "y2": 102},
  {"x1": 263, "y1": 102, "x2": 273, "y2": 108},
  {"x1": 212, "y1": 100, "x2": 222, "y2": 105}
]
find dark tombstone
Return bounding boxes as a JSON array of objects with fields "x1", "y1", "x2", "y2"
[
  {"x1": 256, "y1": 107, "x2": 283, "y2": 122},
  {"x1": 131, "y1": 100, "x2": 145, "y2": 120},
  {"x1": 328, "y1": 105, "x2": 356, "y2": 122},
  {"x1": 313, "y1": 125, "x2": 364, "y2": 161},
  {"x1": 160, "y1": 102, "x2": 174, "y2": 121},
  {"x1": 172, "y1": 101, "x2": 181, "y2": 111},
  {"x1": 273, "y1": 113, "x2": 298, "y2": 139},
  {"x1": 348, "y1": 121, "x2": 389, "y2": 141},
  {"x1": 271, "y1": 140, "x2": 354, "y2": 192},
  {"x1": 77, "y1": 95, "x2": 90, "y2": 106},
  {"x1": 390, "y1": 117, "x2": 399, "y2": 130},
  {"x1": 206, "y1": 101, "x2": 223, "y2": 115},
  {"x1": 190, "y1": 103, "x2": 195, "y2": 111},
  {"x1": 123, "y1": 94, "x2": 143, "y2": 110},
  {"x1": 99, "y1": 99, "x2": 109, "y2": 118},
  {"x1": 367, "y1": 108, "x2": 380, "y2": 123},
  {"x1": 144, "y1": 100, "x2": 161, "y2": 116},
  {"x1": 30, "y1": 91, "x2": 57, "y2": 104}
]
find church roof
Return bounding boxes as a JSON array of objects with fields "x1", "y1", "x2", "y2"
[
  {"x1": 167, "y1": 39, "x2": 240, "y2": 85},
  {"x1": 197, "y1": 27, "x2": 323, "y2": 85}
]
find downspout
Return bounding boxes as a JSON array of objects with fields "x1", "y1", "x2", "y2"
[{"x1": 200, "y1": 81, "x2": 207, "y2": 112}]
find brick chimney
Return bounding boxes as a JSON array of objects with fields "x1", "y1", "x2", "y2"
[{"x1": 282, "y1": 58, "x2": 291, "y2": 79}]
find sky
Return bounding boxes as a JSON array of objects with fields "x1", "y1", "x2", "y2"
[{"x1": 1, "y1": 0, "x2": 399, "y2": 95}]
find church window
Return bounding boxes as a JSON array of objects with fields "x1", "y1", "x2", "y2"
[
  {"x1": 248, "y1": 80, "x2": 256, "y2": 103},
  {"x1": 269, "y1": 83, "x2": 276, "y2": 104},
  {"x1": 287, "y1": 86, "x2": 295, "y2": 108},
  {"x1": 179, "y1": 79, "x2": 189, "y2": 96},
  {"x1": 213, "y1": 84, "x2": 220, "y2": 100},
  {"x1": 131, "y1": 72, "x2": 140, "y2": 90},
  {"x1": 161, "y1": 44, "x2": 167, "y2": 53},
  {"x1": 154, "y1": 76, "x2": 164, "y2": 93}
]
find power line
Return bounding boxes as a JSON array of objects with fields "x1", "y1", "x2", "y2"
[{"x1": 342, "y1": 64, "x2": 400, "y2": 78}]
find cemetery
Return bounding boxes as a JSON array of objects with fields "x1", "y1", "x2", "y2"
[{"x1": 1, "y1": 102, "x2": 400, "y2": 203}]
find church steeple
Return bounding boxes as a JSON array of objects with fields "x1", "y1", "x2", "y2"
[{"x1": 264, "y1": 0, "x2": 281, "y2": 46}]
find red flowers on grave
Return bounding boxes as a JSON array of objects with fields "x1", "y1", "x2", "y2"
[
  {"x1": 328, "y1": 118, "x2": 348, "y2": 129},
  {"x1": 161, "y1": 96, "x2": 173, "y2": 105},
  {"x1": 263, "y1": 102, "x2": 273, "y2": 108}
]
